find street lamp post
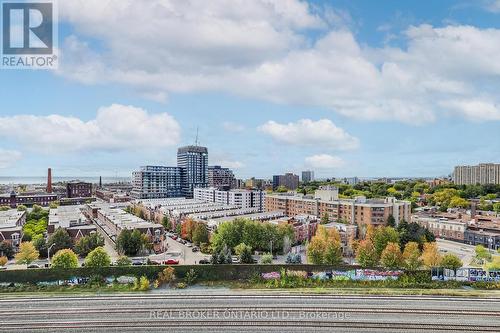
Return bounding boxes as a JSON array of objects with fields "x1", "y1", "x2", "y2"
[{"x1": 47, "y1": 243, "x2": 56, "y2": 267}]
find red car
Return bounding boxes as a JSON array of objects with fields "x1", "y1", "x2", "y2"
[{"x1": 164, "y1": 259, "x2": 179, "y2": 265}]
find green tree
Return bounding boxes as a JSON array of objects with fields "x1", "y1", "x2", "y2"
[
  {"x1": 51, "y1": 249, "x2": 78, "y2": 268},
  {"x1": 162, "y1": 216, "x2": 172, "y2": 230},
  {"x1": 47, "y1": 228, "x2": 73, "y2": 255},
  {"x1": 356, "y1": 239, "x2": 377, "y2": 268},
  {"x1": 192, "y1": 223, "x2": 209, "y2": 245},
  {"x1": 475, "y1": 245, "x2": 492, "y2": 264},
  {"x1": 74, "y1": 233, "x2": 105, "y2": 257},
  {"x1": 386, "y1": 215, "x2": 396, "y2": 227},
  {"x1": 321, "y1": 212, "x2": 329, "y2": 224},
  {"x1": 402, "y1": 242, "x2": 422, "y2": 270},
  {"x1": 373, "y1": 226, "x2": 400, "y2": 259},
  {"x1": 441, "y1": 254, "x2": 463, "y2": 271},
  {"x1": 84, "y1": 246, "x2": 111, "y2": 268},
  {"x1": 17, "y1": 205, "x2": 27, "y2": 211},
  {"x1": 0, "y1": 241, "x2": 14, "y2": 259},
  {"x1": 276, "y1": 185, "x2": 288, "y2": 193},
  {"x1": 15, "y1": 242, "x2": 39, "y2": 265},
  {"x1": 449, "y1": 196, "x2": 469, "y2": 209},
  {"x1": 493, "y1": 203, "x2": 500, "y2": 213},
  {"x1": 116, "y1": 229, "x2": 144, "y2": 256},
  {"x1": 234, "y1": 243, "x2": 254, "y2": 264},
  {"x1": 380, "y1": 242, "x2": 403, "y2": 269}
]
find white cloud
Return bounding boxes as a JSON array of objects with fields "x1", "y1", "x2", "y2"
[
  {"x1": 56, "y1": 1, "x2": 500, "y2": 124},
  {"x1": 305, "y1": 154, "x2": 344, "y2": 169},
  {"x1": 258, "y1": 119, "x2": 359, "y2": 150},
  {"x1": 0, "y1": 149, "x2": 22, "y2": 169},
  {"x1": 215, "y1": 160, "x2": 245, "y2": 169},
  {"x1": 439, "y1": 99, "x2": 500, "y2": 121},
  {"x1": 484, "y1": 0, "x2": 500, "y2": 13},
  {"x1": 0, "y1": 104, "x2": 181, "y2": 153},
  {"x1": 222, "y1": 121, "x2": 245, "y2": 133}
]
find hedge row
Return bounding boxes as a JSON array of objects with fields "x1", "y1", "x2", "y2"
[{"x1": 0, "y1": 264, "x2": 369, "y2": 284}]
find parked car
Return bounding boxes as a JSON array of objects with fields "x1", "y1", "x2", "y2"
[
  {"x1": 164, "y1": 259, "x2": 179, "y2": 265},
  {"x1": 27, "y1": 264, "x2": 41, "y2": 269},
  {"x1": 231, "y1": 256, "x2": 240, "y2": 264},
  {"x1": 132, "y1": 259, "x2": 145, "y2": 266},
  {"x1": 186, "y1": 242, "x2": 193, "y2": 248},
  {"x1": 171, "y1": 236, "x2": 178, "y2": 240},
  {"x1": 192, "y1": 246, "x2": 200, "y2": 252},
  {"x1": 199, "y1": 258, "x2": 210, "y2": 264}
]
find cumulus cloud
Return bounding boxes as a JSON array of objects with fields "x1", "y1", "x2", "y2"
[
  {"x1": 55, "y1": 1, "x2": 500, "y2": 124},
  {"x1": 258, "y1": 119, "x2": 359, "y2": 150},
  {"x1": 0, "y1": 149, "x2": 22, "y2": 169},
  {"x1": 305, "y1": 154, "x2": 344, "y2": 169},
  {"x1": 0, "y1": 104, "x2": 181, "y2": 153}
]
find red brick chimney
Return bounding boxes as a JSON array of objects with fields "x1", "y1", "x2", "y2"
[{"x1": 47, "y1": 168, "x2": 52, "y2": 193}]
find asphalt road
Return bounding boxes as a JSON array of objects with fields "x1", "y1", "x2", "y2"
[{"x1": 1, "y1": 290, "x2": 499, "y2": 332}]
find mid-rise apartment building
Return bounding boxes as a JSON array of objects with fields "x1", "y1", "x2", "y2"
[
  {"x1": 131, "y1": 166, "x2": 183, "y2": 199},
  {"x1": 453, "y1": 163, "x2": 500, "y2": 185},
  {"x1": 208, "y1": 166, "x2": 235, "y2": 190},
  {"x1": 265, "y1": 187, "x2": 410, "y2": 227},
  {"x1": 272, "y1": 173, "x2": 299, "y2": 190},
  {"x1": 66, "y1": 181, "x2": 92, "y2": 198},
  {"x1": 194, "y1": 187, "x2": 265, "y2": 211}
]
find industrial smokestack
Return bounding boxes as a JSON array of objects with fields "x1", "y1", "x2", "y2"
[{"x1": 47, "y1": 168, "x2": 52, "y2": 193}]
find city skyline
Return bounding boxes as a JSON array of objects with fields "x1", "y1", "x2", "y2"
[{"x1": 1, "y1": 0, "x2": 500, "y2": 179}]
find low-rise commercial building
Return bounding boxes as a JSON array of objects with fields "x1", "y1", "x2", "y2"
[
  {"x1": 0, "y1": 191, "x2": 58, "y2": 208},
  {"x1": 412, "y1": 214, "x2": 467, "y2": 242}
]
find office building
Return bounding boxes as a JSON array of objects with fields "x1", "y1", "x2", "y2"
[
  {"x1": 177, "y1": 145, "x2": 208, "y2": 198},
  {"x1": 301, "y1": 171, "x2": 314, "y2": 183},
  {"x1": 131, "y1": 166, "x2": 183, "y2": 199},
  {"x1": 272, "y1": 173, "x2": 299, "y2": 190},
  {"x1": 453, "y1": 163, "x2": 500, "y2": 185},
  {"x1": 208, "y1": 165, "x2": 235, "y2": 190}
]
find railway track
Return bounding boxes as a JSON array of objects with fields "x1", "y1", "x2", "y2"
[{"x1": 2, "y1": 319, "x2": 500, "y2": 331}]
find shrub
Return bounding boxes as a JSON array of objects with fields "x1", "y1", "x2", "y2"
[
  {"x1": 74, "y1": 233, "x2": 105, "y2": 257},
  {"x1": 285, "y1": 253, "x2": 302, "y2": 264},
  {"x1": 260, "y1": 253, "x2": 273, "y2": 264},
  {"x1": 0, "y1": 256, "x2": 7, "y2": 266},
  {"x1": 115, "y1": 256, "x2": 132, "y2": 266},
  {"x1": 184, "y1": 269, "x2": 198, "y2": 285},
  {"x1": 84, "y1": 247, "x2": 111, "y2": 268},
  {"x1": 176, "y1": 282, "x2": 187, "y2": 289},
  {"x1": 156, "y1": 267, "x2": 176, "y2": 287},
  {"x1": 135, "y1": 276, "x2": 150, "y2": 291},
  {"x1": 51, "y1": 249, "x2": 79, "y2": 269},
  {"x1": 441, "y1": 254, "x2": 463, "y2": 270}
]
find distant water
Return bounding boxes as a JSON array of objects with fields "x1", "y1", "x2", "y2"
[{"x1": 0, "y1": 176, "x2": 131, "y2": 185}]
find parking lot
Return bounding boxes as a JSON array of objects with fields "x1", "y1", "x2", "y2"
[{"x1": 147, "y1": 234, "x2": 210, "y2": 265}]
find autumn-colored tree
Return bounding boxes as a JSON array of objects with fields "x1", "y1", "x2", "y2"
[
  {"x1": 355, "y1": 239, "x2": 377, "y2": 268},
  {"x1": 15, "y1": 242, "x2": 39, "y2": 265},
  {"x1": 181, "y1": 219, "x2": 197, "y2": 241},
  {"x1": 0, "y1": 256, "x2": 7, "y2": 266},
  {"x1": 402, "y1": 241, "x2": 422, "y2": 270},
  {"x1": 421, "y1": 242, "x2": 442, "y2": 268},
  {"x1": 380, "y1": 242, "x2": 403, "y2": 269},
  {"x1": 307, "y1": 226, "x2": 342, "y2": 265}
]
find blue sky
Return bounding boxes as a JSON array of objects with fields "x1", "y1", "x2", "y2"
[{"x1": 1, "y1": 0, "x2": 500, "y2": 179}]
